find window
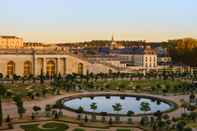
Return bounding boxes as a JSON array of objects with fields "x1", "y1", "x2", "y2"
[
  {"x1": 47, "y1": 61, "x2": 56, "y2": 77},
  {"x1": 24, "y1": 61, "x2": 32, "y2": 76},
  {"x1": 78, "y1": 63, "x2": 84, "y2": 74},
  {"x1": 7, "y1": 61, "x2": 15, "y2": 76}
]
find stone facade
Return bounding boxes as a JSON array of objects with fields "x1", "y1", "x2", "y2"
[
  {"x1": 0, "y1": 48, "x2": 116, "y2": 77},
  {"x1": 0, "y1": 35, "x2": 116, "y2": 77}
]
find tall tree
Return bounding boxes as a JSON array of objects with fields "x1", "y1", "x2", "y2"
[
  {"x1": 90, "y1": 102, "x2": 97, "y2": 121},
  {"x1": 112, "y1": 103, "x2": 122, "y2": 123},
  {"x1": 180, "y1": 99, "x2": 189, "y2": 113},
  {"x1": 140, "y1": 102, "x2": 151, "y2": 114},
  {"x1": 40, "y1": 68, "x2": 44, "y2": 84},
  {"x1": 13, "y1": 95, "x2": 26, "y2": 118},
  {"x1": 0, "y1": 84, "x2": 6, "y2": 126},
  {"x1": 52, "y1": 76, "x2": 63, "y2": 95},
  {"x1": 77, "y1": 106, "x2": 84, "y2": 120},
  {"x1": 168, "y1": 38, "x2": 197, "y2": 66}
]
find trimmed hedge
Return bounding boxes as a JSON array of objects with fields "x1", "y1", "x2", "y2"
[
  {"x1": 21, "y1": 122, "x2": 69, "y2": 131},
  {"x1": 73, "y1": 128, "x2": 85, "y2": 131},
  {"x1": 117, "y1": 129, "x2": 131, "y2": 131}
]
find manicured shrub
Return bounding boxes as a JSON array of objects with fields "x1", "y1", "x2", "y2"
[
  {"x1": 73, "y1": 128, "x2": 85, "y2": 131},
  {"x1": 33, "y1": 106, "x2": 41, "y2": 112},
  {"x1": 21, "y1": 122, "x2": 69, "y2": 131}
]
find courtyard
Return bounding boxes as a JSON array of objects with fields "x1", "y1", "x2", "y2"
[{"x1": 0, "y1": 74, "x2": 197, "y2": 131}]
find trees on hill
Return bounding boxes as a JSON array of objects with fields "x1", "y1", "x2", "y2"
[{"x1": 168, "y1": 38, "x2": 197, "y2": 66}]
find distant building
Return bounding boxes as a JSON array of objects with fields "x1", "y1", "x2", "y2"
[
  {"x1": 0, "y1": 36, "x2": 23, "y2": 48},
  {"x1": 110, "y1": 35, "x2": 124, "y2": 49},
  {"x1": 157, "y1": 55, "x2": 172, "y2": 66},
  {"x1": 117, "y1": 46, "x2": 157, "y2": 69},
  {"x1": 155, "y1": 46, "x2": 172, "y2": 66},
  {"x1": 85, "y1": 46, "x2": 158, "y2": 71}
]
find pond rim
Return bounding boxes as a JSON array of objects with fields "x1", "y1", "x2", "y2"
[{"x1": 57, "y1": 93, "x2": 178, "y2": 117}]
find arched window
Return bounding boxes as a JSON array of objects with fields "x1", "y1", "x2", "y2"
[
  {"x1": 78, "y1": 63, "x2": 83, "y2": 74},
  {"x1": 7, "y1": 61, "x2": 15, "y2": 76},
  {"x1": 24, "y1": 61, "x2": 32, "y2": 76},
  {"x1": 47, "y1": 61, "x2": 56, "y2": 77}
]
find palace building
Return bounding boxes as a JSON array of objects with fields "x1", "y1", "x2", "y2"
[{"x1": 0, "y1": 36, "x2": 116, "y2": 77}]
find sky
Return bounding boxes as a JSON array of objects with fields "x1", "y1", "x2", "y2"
[{"x1": 0, "y1": 0, "x2": 197, "y2": 43}]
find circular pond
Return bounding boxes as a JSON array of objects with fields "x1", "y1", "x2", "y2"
[{"x1": 62, "y1": 94, "x2": 176, "y2": 116}]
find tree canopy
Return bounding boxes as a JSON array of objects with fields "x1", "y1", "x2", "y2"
[{"x1": 168, "y1": 38, "x2": 197, "y2": 66}]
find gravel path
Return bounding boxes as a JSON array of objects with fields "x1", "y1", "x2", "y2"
[
  {"x1": 1, "y1": 91, "x2": 193, "y2": 130},
  {"x1": 2, "y1": 91, "x2": 189, "y2": 119},
  {"x1": 11, "y1": 121, "x2": 143, "y2": 131}
]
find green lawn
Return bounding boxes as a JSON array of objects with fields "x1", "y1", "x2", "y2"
[
  {"x1": 95, "y1": 79, "x2": 187, "y2": 91},
  {"x1": 20, "y1": 122, "x2": 137, "y2": 131},
  {"x1": 186, "y1": 123, "x2": 197, "y2": 128},
  {"x1": 73, "y1": 128, "x2": 85, "y2": 131},
  {"x1": 21, "y1": 122, "x2": 69, "y2": 131}
]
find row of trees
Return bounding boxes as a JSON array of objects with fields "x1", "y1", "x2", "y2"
[
  {"x1": 168, "y1": 38, "x2": 197, "y2": 66},
  {"x1": 77, "y1": 101, "x2": 151, "y2": 123},
  {"x1": 67, "y1": 40, "x2": 146, "y2": 49},
  {"x1": 1, "y1": 69, "x2": 196, "y2": 84},
  {"x1": 48, "y1": 72, "x2": 195, "y2": 96}
]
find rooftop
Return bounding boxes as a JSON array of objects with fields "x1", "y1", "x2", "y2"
[
  {"x1": 111, "y1": 47, "x2": 156, "y2": 55},
  {"x1": 0, "y1": 36, "x2": 21, "y2": 39},
  {"x1": 0, "y1": 48, "x2": 68, "y2": 55}
]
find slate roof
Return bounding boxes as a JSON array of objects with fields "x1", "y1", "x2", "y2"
[{"x1": 112, "y1": 47, "x2": 156, "y2": 55}]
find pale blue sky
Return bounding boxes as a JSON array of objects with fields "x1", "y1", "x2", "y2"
[{"x1": 0, "y1": 0, "x2": 197, "y2": 42}]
